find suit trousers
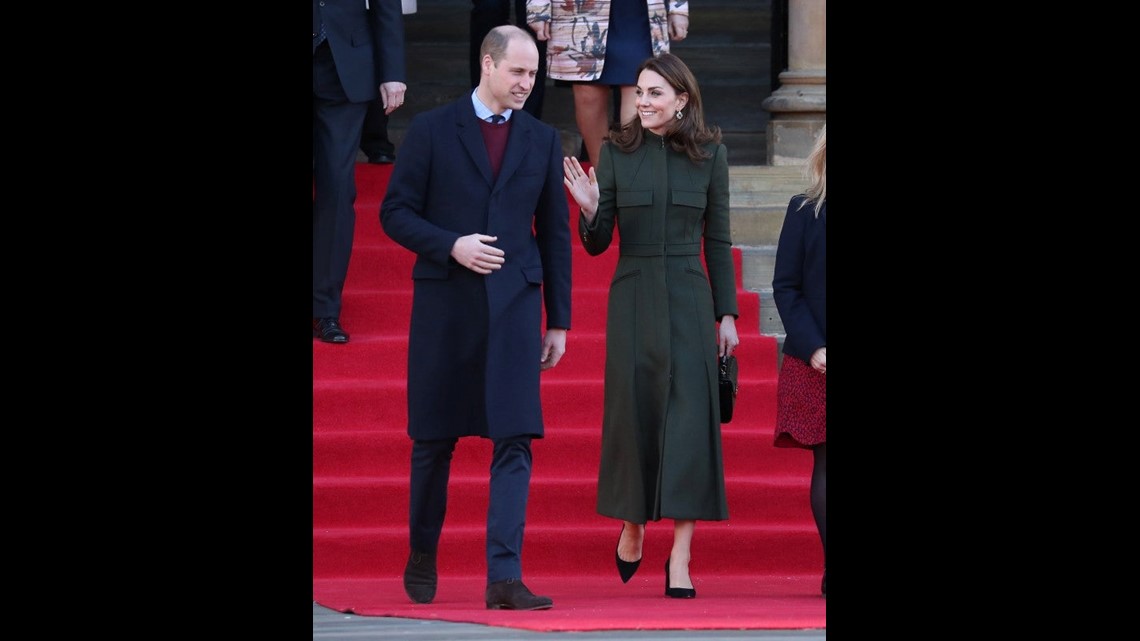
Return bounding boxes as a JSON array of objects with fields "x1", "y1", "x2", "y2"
[
  {"x1": 360, "y1": 99, "x2": 394, "y2": 158},
  {"x1": 409, "y1": 435, "x2": 533, "y2": 582},
  {"x1": 312, "y1": 40, "x2": 367, "y2": 319}
]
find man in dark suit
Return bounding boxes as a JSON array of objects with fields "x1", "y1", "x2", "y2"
[
  {"x1": 380, "y1": 25, "x2": 571, "y2": 610},
  {"x1": 313, "y1": 0, "x2": 407, "y2": 343}
]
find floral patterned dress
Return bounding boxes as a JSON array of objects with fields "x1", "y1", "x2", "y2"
[{"x1": 526, "y1": 0, "x2": 690, "y2": 81}]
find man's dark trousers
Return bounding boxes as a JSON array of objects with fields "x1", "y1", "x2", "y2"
[
  {"x1": 409, "y1": 435, "x2": 533, "y2": 581},
  {"x1": 313, "y1": 40, "x2": 366, "y2": 319}
]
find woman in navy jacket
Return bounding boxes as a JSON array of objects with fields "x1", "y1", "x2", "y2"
[{"x1": 771, "y1": 124, "x2": 826, "y2": 598}]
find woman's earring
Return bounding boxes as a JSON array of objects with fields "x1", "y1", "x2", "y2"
[{"x1": 675, "y1": 109, "x2": 684, "y2": 120}]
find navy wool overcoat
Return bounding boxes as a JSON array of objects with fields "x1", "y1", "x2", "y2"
[{"x1": 380, "y1": 97, "x2": 572, "y2": 440}]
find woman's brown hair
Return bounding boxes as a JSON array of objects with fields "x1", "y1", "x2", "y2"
[{"x1": 609, "y1": 53, "x2": 722, "y2": 164}]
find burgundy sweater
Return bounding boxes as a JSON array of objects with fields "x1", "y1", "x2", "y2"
[{"x1": 478, "y1": 117, "x2": 511, "y2": 180}]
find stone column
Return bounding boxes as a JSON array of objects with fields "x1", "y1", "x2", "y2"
[{"x1": 761, "y1": 0, "x2": 826, "y2": 165}]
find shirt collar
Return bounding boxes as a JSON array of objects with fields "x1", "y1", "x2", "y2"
[{"x1": 471, "y1": 89, "x2": 512, "y2": 123}]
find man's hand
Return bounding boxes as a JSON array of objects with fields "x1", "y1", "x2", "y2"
[
  {"x1": 451, "y1": 234, "x2": 505, "y2": 274},
  {"x1": 540, "y1": 329, "x2": 567, "y2": 370},
  {"x1": 380, "y1": 82, "x2": 408, "y2": 115}
]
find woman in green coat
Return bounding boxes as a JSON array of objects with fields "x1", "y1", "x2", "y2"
[{"x1": 563, "y1": 53, "x2": 739, "y2": 599}]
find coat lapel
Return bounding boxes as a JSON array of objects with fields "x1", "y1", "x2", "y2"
[
  {"x1": 492, "y1": 115, "x2": 531, "y2": 195},
  {"x1": 456, "y1": 101, "x2": 495, "y2": 187}
]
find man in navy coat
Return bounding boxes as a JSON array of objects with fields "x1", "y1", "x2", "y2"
[
  {"x1": 313, "y1": 0, "x2": 407, "y2": 343},
  {"x1": 380, "y1": 25, "x2": 571, "y2": 610}
]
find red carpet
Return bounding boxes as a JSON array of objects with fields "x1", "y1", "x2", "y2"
[{"x1": 312, "y1": 163, "x2": 826, "y2": 631}]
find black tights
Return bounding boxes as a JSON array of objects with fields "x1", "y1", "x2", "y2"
[{"x1": 811, "y1": 442, "x2": 826, "y2": 565}]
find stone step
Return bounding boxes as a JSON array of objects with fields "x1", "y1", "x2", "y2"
[
  {"x1": 727, "y1": 165, "x2": 807, "y2": 342},
  {"x1": 730, "y1": 165, "x2": 807, "y2": 200},
  {"x1": 738, "y1": 247, "x2": 784, "y2": 337},
  {"x1": 729, "y1": 165, "x2": 806, "y2": 248}
]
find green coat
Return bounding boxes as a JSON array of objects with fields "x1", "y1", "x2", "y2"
[{"x1": 579, "y1": 133, "x2": 736, "y2": 523}]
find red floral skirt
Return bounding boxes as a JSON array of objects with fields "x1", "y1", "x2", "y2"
[{"x1": 774, "y1": 353, "x2": 826, "y2": 448}]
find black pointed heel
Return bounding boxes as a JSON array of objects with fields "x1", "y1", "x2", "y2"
[
  {"x1": 615, "y1": 524, "x2": 641, "y2": 583},
  {"x1": 664, "y1": 559, "x2": 696, "y2": 599}
]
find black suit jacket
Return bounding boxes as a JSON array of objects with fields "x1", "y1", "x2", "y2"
[{"x1": 313, "y1": 0, "x2": 406, "y2": 102}]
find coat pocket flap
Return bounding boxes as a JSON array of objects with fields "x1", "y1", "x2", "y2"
[
  {"x1": 672, "y1": 189, "x2": 707, "y2": 209},
  {"x1": 522, "y1": 265, "x2": 544, "y2": 285},
  {"x1": 616, "y1": 190, "x2": 653, "y2": 207}
]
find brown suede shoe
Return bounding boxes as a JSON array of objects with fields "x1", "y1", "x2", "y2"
[
  {"x1": 484, "y1": 578, "x2": 553, "y2": 610},
  {"x1": 402, "y1": 550, "x2": 437, "y2": 604}
]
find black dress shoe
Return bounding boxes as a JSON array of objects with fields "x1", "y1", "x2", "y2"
[
  {"x1": 403, "y1": 550, "x2": 437, "y2": 604},
  {"x1": 367, "y1": 152, "x2": 396, "y2": 164},
  {"x1": 664, "y1": 559, "x2": 696, "y2": 599},
  {"x1": 615, "y1": 524, "x2": 642, "y2": 583},
  {"x1": 313, "y1": 317, "x2": 349, "y2": 343},
  {"x1": 484, "y1": 578, "x2": 553, "y2": 610}
]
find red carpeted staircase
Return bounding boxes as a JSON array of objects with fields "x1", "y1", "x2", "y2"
[{"x1": 312, "y1": 163, "x2": 825, "y2": 630}]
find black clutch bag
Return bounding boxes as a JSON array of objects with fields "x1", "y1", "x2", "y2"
[{"x1": 719, "y1": 354, "x2": 739, "y2": 423}]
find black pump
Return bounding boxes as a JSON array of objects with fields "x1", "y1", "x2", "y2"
[{"x1": 664, "y1": 559, "x2": 696, "y2": 599}]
